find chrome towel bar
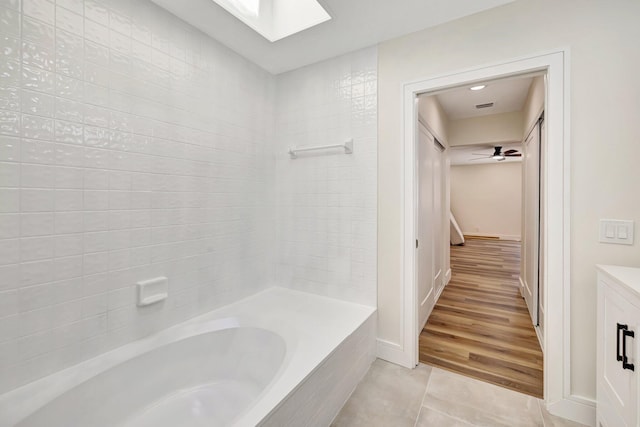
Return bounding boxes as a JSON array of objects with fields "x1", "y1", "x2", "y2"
[{"x1": 289, "y1": 138, "x2": 353, "y2": 159}]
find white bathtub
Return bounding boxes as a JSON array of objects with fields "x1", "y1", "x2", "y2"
[{"x1": 0, "y1": 288, "x2": 376, "y2": 427}]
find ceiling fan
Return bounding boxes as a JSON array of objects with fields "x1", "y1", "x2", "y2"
[{"x1": 471, "y1": 146, "x2": 522, "y2": 161}]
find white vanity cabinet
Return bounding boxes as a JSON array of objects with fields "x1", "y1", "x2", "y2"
[{"x1": 597, "y1": 265, "x2": 640, "y2": 427}]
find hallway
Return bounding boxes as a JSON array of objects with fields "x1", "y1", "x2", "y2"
[{"x1": 419, "y1": 238, "x2": 543, "y2": 398}]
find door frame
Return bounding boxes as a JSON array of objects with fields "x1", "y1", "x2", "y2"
[{"x1": 399, "y1": 49, "x2": 591, "y2": 424}]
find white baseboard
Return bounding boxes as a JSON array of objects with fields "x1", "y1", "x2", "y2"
[
  {"x1": 546, "y1": 395, "x2": 596, "y2": 427},
  {"x1": 444, "y1": 268, "x2": 451, "y2": 285},
  {"x1": 463, "y1": 232, "x2": 521, "y2": 241},
  {"x1": 376, "y1": 338, "x2": 412, "y2": 368}
]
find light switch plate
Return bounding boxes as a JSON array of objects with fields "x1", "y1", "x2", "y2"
[{"x1": 599, "y1": 219, "x2": 634, "y2": 245}]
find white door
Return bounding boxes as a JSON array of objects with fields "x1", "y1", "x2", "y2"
[
  {"x1": 538, "y1": 118, "x2": 545, "y2": 334},
  {"x1": 521, "y1": 120, "x2": 540, "y2": 325},
  {"x1": 444, "y1": 152, "x2": 451, "y2": 286},
  {"x1": 433, "y1": 142, "x2": 444, "y2": 297},
  {"x1": 417, "y1": 122, "x2": 435, "y2": 330}
]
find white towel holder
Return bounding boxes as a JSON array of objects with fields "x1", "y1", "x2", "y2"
[{"x1": 289, "y1": 139, "x2": 353, "y2": 159}]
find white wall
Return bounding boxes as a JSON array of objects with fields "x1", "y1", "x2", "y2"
[
  {"x1": 274, "y1": 48, "x2": 378, "y2": 306},
  {"x1": 0, "y1": 0, "x2": 275, "y2": 394},
  {"x1": 418, "y1": 95, "x2": 449, "y2": 143},
  {"x1": 448, "y1": 111, "x2": 524, "y2": 147},
  {"x1": 377, "y1": 0, "x2": 640, "y2": 400},
  {"x1": 450, "y1": 163, "x2": 521, "y2": 240},
  {"x1": 523, "y1": 75, "x2": 545, "y2": 136}
]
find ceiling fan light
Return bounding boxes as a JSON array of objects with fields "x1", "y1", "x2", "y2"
[
  {"x1": 470, "y1": 85, "x2": 486, "y2": 91},
  {"x1": 492, "y1": 154, "x2": 505, "y2": 161}
]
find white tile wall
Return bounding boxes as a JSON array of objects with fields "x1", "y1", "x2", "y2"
[
  {"x1": 274, "y1": 48, "x2": 378, "y2": 307},
  {"x1": 0, "y1": 0, "x2": 275, "y2": 393}
]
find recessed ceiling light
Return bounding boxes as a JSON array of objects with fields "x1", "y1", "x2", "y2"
[{"x1": 470, "y1": 85, "x2": 486, "y2": 91}]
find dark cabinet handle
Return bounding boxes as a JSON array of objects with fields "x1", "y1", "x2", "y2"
[
  {"x1": 617, "y1": 323, "x2": 626, "y2": 362},
  {"x1": 623, "y1": 328, "x2": 635, "y2": 371}
]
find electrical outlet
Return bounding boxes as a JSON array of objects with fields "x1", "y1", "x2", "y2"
[{"x1": 599, "y1": 220, "x2": 634, "y2": 245}]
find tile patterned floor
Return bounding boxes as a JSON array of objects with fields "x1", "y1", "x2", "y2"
[{"x1": 332, "y1": 359, "x2": 587, "y2": 427}]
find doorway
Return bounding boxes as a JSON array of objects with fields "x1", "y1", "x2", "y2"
[
  {"x1": 415, "y1": 74, "x2": 544, "y2": 397},
  {"x1": 399, "y1": 50, "x2": 573, "y2": 419}
]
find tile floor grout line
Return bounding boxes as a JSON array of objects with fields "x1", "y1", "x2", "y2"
[
  {"x1": 412, "y1": 364, "x2": 432, "y2": 427},
  {"x1": 424, "y1": 405, "x2": 480, "y2": 427},
  {"x1": 412, "y1": 406, "x2": 423, "y2": 427},
  {"x1": 536, "y1": 399, "x2": 549, "y2": 427}
]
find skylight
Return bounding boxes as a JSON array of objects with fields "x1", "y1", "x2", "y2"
[
  {"x1": 231, "y1": 0, "x2": 260, "y2": 16},
  {"x1": 212, "y1": 0, "x2": 331, "y2": 42}
]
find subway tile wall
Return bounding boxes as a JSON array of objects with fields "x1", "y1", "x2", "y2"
[
  {"x1": 274, "y1": 48, "x2": 378, "y2": 307},
  {"x1": 0, "y1": 0, "x2": 275, "y2": 393}
]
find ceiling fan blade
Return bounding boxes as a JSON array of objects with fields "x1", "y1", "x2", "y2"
[
  {"x1": 503, "y1": 149, "x2": 519, "y2": 155},
  {"x1": 470, "y1": 157, "x2": 490, "y2": 161},
  {"x1": 504, "y1": 153, "x2": 522, "y2": 157}
]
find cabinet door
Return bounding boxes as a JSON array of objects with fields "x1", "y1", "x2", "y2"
[{"x1": 600, "y1": 281, "x2": 638, "y2": 426}]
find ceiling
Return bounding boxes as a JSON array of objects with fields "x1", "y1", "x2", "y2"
[
  {"x1": 436, "y1": 76, "x2": 534, "y2": 120},
  {"x1": 449, "y1": 143, "x2": 522, "y2": 166},
  {"x1": 150, "y1": 0, "x2": 515, "y2": 74}
]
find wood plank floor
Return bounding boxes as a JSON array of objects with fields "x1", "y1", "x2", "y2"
[{"x1": 419, "y1": 238, "x2": 544, "y2": 398}]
